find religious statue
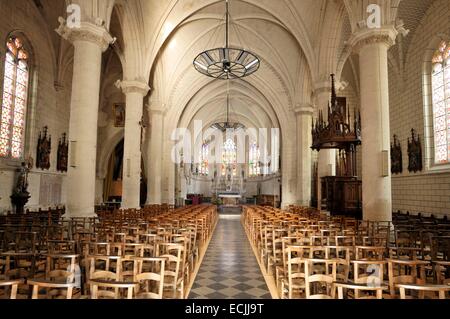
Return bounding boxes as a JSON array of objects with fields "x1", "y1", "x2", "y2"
[
  {"x1": 36, "y1": 126, "x2": 51, "y2": 170},
  {"x1": 57, "y1": 133, "x2": 68, "y2": 172},
  {"x1": 407, "y1": 129, "x2": 423, "y2": 173},
  {"x1": 11, "y1": 161, "x2": 31, "y2": 215},
  {"x1": 391, "y1": 135, "x2": 403, "y2": 174},
  {"x1": 14, "y1": 162, "x2": 30, "y2": 194}
]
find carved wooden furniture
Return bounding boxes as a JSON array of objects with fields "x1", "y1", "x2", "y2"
[
  {"x1": 36, "y1": 126, "x2": 51, "y2": 170},
  {"x1": 57, "y1": 133, "x2": 68, "y2": 172},
  {"x1": 391, "y1": 135, "x2": 403, "y2": 174},
  {"x1": 407, "y1": 129, "x2": 423, "y2": 173},
  {"x1": 312, "y1": 74, "x2": 362, "y2": 217}
]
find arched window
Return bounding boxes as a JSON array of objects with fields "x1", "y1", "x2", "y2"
[
  {"x1": 431, "y1": 41, "x2": 450, "y2": 164},
  {"x1": 198, "y1": 142, "x2": 209, "y2": 176},
  {"x1": 222, "y1": 138, "x2": 237, "y2": 176},
  {"x1": 248, "y1": 142, "x2": 261, "y2": 177},
  {"x1": 1, "y1": 36, "x2": 30, "y2": 159}
]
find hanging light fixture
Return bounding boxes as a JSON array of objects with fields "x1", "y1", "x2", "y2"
[
  {"x1": 193, "y1": 0, "x2": 260, "y2": 80},
  {"x1": 211, "y1": 94, "x2": 245, "y2": 132}
]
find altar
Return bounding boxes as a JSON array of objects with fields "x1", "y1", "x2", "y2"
[{"x1": 219, "y1": 194, "x2": 241, "y2": 206}]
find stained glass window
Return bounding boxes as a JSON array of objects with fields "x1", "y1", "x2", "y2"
[
  {"x1": 222, "y1": 138, "x2": 237, "y2": 176},
  {"x1": 198, "y1": 143, "x2": 209, "y2": 176},
  {"x1": 1, "y1": 36, "x2": 29, "y2": 159},
  {"x1": 248, "y1": 142, "x2": 261, "y2": 177},
  {"x1": 431, "y1": 41, "x2": 450, "y2": 164}
]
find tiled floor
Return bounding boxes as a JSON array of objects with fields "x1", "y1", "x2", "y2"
[{"x1": 188, "y1": 215, "x2": 272, "y2": 299}]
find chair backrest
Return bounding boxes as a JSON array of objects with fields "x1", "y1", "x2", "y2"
[
  {"x1": 352, "y1": 260, "x2": 386, "y2": 285},
  {"x1": 284, "y1": 246, "x2": 307, "y2": 299},
  {"x1": 304, "y1": 258, "x2": 337, "y2": 299},
  {"x1": 45, "y1": 254, "x2": 80, "y2": 284},
  {"x1": 87, "y1": 255, "x2": 121, "y2": 282},
  {"x1": 397, "y1": 284, "x2": 450, "y2": 299},
  {"x1": 133, "y1": 257, "x2": 166, "y2": 299},
  {"x1": 355, "y1": 246, "x2": 386, "y2": 260},
  {"x1": 90, "y1": 280, "x2": 136, "y2": 299},
  {"x1": 0, "y1": 280, "x2": 21, "y2": 299},
  {"x1": 434, "y1": 261, "x2": 450, "y2": 285},
  {"x1": 387, "y1": 259, "x2": 429, "y2": 298}
]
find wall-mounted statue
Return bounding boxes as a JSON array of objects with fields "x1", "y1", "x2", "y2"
[
  {"x1": 14, "y1": 161, "x2": 30, "y2": 194},
  {"x1": 391, "y1": 135, "x2": 403, "y2": 174},
  {"x1": 36, "y1": 126, "x2": 51, "y2": 170},
  {"x1": 408, "y1": 129, "x2": 423, "y2": 173},
  {"x1": 57, "y1": 133, "x2": 68, "y2": 172}
]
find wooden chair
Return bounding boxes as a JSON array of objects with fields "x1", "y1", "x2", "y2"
[
  {"x1": 26, "y1": 254, "x2": 79, "y2": 297},
  {"x1": 85, "y1": 255, "x2": 121, "y2": 296},
  {"x1": 157, "y1": 243, "x2": 185, "y2": 299},
  {"x1": 47, "y1": 240, "x2": 77, "y2": 254},
  {"x1": 280, "y1": 246, "x2": 306, "y2": 299},
  {"x1": 396, "y1": 284, "x2": 450, "y2": 299},
  {"x1": 90, "y1": 279, "x2": 136, "y2": 299},
  {"x1": 275, "y1": 237, "x2": 303, "y2": 290},
  {"x1": 334, "y1": 282, "x2": 387, "y2": 299},
  {"x1": 325, "y1": 246, "x2": 351, "y2": 282},
  {"x1": 28, "y1": 280, "x2": 76, "y2": 299},
  {"x1": 434, "y1": 261, "x2": 450, "y2": 285},
  {"x1": 355, "y1": 246, "x2": 386, "y2": 260},
  {"x1": 0, "y1": 279, "x2": 21, "y2": 299},
  {"x1": 387, "y1": 259, "x2": 429, "y2": 298},
  {"x1": 304, "y1": 258, "x2": 337, "y2": 299},
  {"x1": 132, "y1": 257, "x2": 166, "y2": 299},
  {"x1": 351, "y1": 260, "x2": 387, "y2": 298}
]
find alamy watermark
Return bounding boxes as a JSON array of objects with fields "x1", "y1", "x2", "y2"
[
  {"x1": 66, "y1": 4, "x2": 81, "y2": 29},
  {"x1": 367, "y1": 4, "x2": 382, "y2": 29}
]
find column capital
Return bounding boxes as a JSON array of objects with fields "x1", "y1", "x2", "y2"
[
  {"x1": 294, "y1": 103, "x2": 314, "y2": 116},
  {"x1": 56, "y1": 20, "x2": 115, "y2": 52},
  {"x1": 116, "y1": 79, "x2": 151, "y2": 96},
  {"x1": 348, "y1": 27, "x2": 398, "y2": 54}
]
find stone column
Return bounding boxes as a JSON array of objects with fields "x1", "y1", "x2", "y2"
[
  {"x1": 146, "y1": 106, "x2": 165, "y2": 204},
  {"x1": 118, "y1": 81, "x2": 150, "y2": 209},
  {"x1": 350, "y1": 29, "x2": 397, "y2": 221},
  {"x1": 295, "y1": 104, "x2": 313, "y2": 206},
  {"x1": 58, "y1": 23, "x2": 113, "y2": 217},
  {"x1": 314, "y1": 85, "x2": 336, "y2": 210}
]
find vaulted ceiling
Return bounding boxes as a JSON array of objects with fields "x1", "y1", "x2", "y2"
[{"x1": 27, "y1": 0, "x2": 439, "y2": 133}]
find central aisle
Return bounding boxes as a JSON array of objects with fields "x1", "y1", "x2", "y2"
[{"x1": 188, "y1": 214, "x2": 272, "y2": 299}]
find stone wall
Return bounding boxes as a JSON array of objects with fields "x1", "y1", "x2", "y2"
[{"x1": 389, "y1": 0, "x2": 450, "y2": 217}]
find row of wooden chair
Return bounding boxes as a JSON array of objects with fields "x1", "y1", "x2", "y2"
[
  {"x1": 242, "y1": 205, "x2": 450, "y2": 299},
  {"x1": 0, "y1": 204, "x2": 218, "y2": 299}
]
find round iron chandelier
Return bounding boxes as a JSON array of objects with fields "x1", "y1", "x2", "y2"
[
  {"x1": 193, "y1": 0, "x2": 260, "y2": 80},
  {"x1": 211, "y1": 94, "x2": 245, "y2": 132}
]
